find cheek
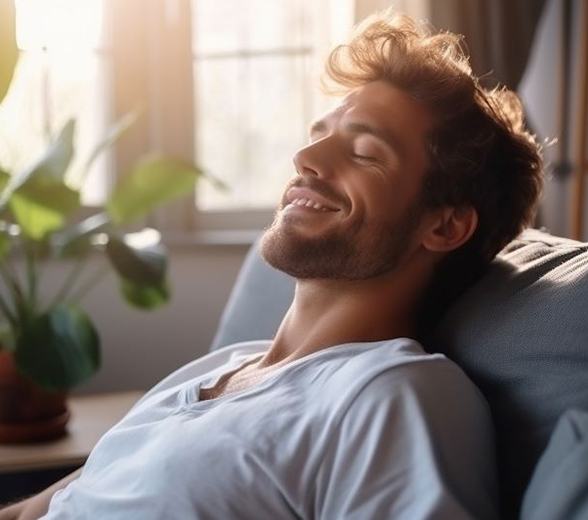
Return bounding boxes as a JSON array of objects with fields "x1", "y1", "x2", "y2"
[
  {"x1": 345, "y1": 171, "x2": 420, "y2": 226},
  {"x1": 342, "y1": 175, "x2": 390, "y2": 223}
]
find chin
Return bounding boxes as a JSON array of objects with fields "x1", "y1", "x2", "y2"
[
  {"x1": 260, "y1": 221, "x2": 334, "y2": 278},
  {"x1": 259, "y1": 222, "x2": 397, "y2": 281}
]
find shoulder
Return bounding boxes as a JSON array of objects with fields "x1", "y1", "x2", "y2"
[
  {"x1": 299, "y1": 337, "x2": 491, "y2": 435},
  {"x1": 351, "y1": 338, "x2": 490, "y2": 426},
  {"x1": 319, "y1": 337, "x2": 477, "y2": 405},
  {"x1": 314, "y1": 337, "x2": 495, "y2": 465},
  {"x1": 346, "y1": 351, "x2": 492, "y2": 432}
]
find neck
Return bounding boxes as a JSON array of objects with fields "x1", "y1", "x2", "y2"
[{"x1": 258, "y1": 254, "x2": 434, "y2": 367}]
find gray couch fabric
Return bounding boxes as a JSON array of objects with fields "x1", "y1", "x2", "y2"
[
  {"x1": 520, "y1": 409, "x2": 588, "y2": 520},
  {"x1": 210, "y1": 228, "x2": 588, "y2": 519},
  {"x1": 209, "y1": 236, "x2": 295, "y2": 351},
  {"x1": 433, "y1": 229, "x2": 588, "y2": 517}
]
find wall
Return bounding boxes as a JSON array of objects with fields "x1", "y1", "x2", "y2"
[
  {"x1": 4, "y1": 243, "x2": 251, "y2": 395},
  {"x1": 80, "y1": 244, "x2": 251, "y2": 393}
]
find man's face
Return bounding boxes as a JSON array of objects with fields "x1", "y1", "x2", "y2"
[{"x1": 261, "y1": 80, "x2": 435, "y2": 280}]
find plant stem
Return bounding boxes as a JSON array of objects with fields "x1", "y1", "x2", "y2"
[
  {"x1": 41, "y1": 46, "x2": 53, "y2": 141},
  {"x1": 24, "y1": 244, "x2": 37, "y2": 312},
  {"x1": 48, "y1": 256, "x2": 88, "y2": 310},
  {"x1": 0, "y1": 261, "x2": 21, "y2": 325},
  {"x1": 69, "y1": 264, "x2": 110, "y2": 304},
  {"x1": 0, "y1": 289, "x2": 16, "y2": 326},
  {"x1": 0, "y1": 259, "x2": 25, "y2": 310}
]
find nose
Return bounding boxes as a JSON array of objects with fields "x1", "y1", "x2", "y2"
[{"x1": 292, "y1": 136, "x2": 337, "y2": 179}]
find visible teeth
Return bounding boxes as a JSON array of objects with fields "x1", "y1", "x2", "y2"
[{"x1": 289, "y1": 197, "x2": 330, "y2": 211}]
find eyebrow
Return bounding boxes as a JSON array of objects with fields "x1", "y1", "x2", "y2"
[{"x1": 309, "y1": 119, "x2": 404, "y2": 157}]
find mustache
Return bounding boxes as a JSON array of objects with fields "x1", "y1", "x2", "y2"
[{"x1": 280, "y1": 176, "x2": 348, "y2": 210}]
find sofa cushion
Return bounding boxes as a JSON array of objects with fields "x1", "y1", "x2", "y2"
[
  {"x1": 432, "y1": 229, "x2": 588, "y2": 517},
  {"x1": 520, "y1": 409, "x2": 588, "y2": 520},
  {"x1": 209, "y1": 236, "x2": 295, "y2": 351}
]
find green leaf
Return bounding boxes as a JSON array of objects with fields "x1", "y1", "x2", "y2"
[
  {"x1": 105, "y1": 230, "x2": 171, "y2": 309},
  {"x1": 81, "y1": 111, "x2": 138, "y2": 180},
  {"x1": 10, "y1": 195, "x2": 65, "y2": 240},
  {"x1": 120, "y1": 278, "x2": 169, "y2": 309},
  {"x1": 0, "y1": 127, "x2": 81, "y2": 239},
  {"x1": 0, "y1": 322, "x2": 15, "y2": 352},
  {"x1": 105, "y1": 230, "x2": 167, "y2": 286},
  {"x1": 0, "y1": 226, "x2": 10, "y2": 259},
  {"x1": 0, "y1": 119, "x2": 76, "y2": 210},
  {"x1": 201, "y1": 171, "x2": 230, "y2": 192},
  {"x1": 9, "y1": 180, "x2": 80, "y2": 240},
  {"x1": 14, "y1": 304, "x2": 100, "y2": 390},
  {"x1": 0, "y1": 168, "x2": 10, "y2": 221},
  {"x1": 0, "y1": 168, "x2": 9, "y2": 191},
  {"x1": 106, "y1": 155, "x2": 200, "y2": 224},
  {"x1": 0, "y1": 0, "x2": 18, "y2": 104}
]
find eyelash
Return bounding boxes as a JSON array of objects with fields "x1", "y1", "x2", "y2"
[
  {"x1": 351, "y1": 152, "x2": 389, "y2": 177},
  {"x1": 351, "y1": 153, "x2": 377, "y2": 163}
]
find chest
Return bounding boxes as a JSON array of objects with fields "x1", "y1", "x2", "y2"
[
  {"x1": 199, "y1": 361, "x2": 285, "y2": 400},
  {"x1": 81, "y1": 385, "x2": 330, "y2": 518}
]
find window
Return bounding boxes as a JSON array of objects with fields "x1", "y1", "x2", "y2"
[
  {"x1": 192, "y1": 0, "x2": 349, "y2": 213},
  {"x1": 0, "y1": 0, "x2": 110, "y2": 206},
  {"x1": 0, "y1": 0, "x2": 356, "y2": 233}
]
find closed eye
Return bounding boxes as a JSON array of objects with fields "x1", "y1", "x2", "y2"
[
  {"x1": 350, "y1": 152, "x2": 388, "y2": 175},
  {"x1": 351, "y1": 153, "x2": 378, "y2": 162}
]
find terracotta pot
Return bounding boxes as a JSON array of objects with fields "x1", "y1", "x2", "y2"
[{"x1": 0, "y1": 350, "x2": 70, "y2": 444}]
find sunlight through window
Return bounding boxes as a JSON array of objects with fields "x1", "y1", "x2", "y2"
[{"x1": 0, "y1": 0, "x2": 109, "y2": 206}]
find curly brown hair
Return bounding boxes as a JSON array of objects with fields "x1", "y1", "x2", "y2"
[{"x1": 323, "y1": 11, "x2": 544, "y2": 323}]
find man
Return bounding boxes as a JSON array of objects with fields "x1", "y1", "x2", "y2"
[{"x1": 2, "y1": 10, "x2": 542, "y2": 520}]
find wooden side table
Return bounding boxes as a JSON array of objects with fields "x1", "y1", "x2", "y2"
[{"x1": 0, "y1": 391, "x2": 142, "y2": 504}]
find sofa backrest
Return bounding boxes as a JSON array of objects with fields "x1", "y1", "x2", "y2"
[
  {"x1": 209, "y1": 241, "x2": 295, "y2": 351},
  {"x1": 432, "y1": 228, "x2": 588, "y2": 517},
  {"x1": 210, "y1": 228, "x2": 588, "y2": 518},
  {"x1": 520, "y1": 409, "x2": 588, "y2": 520}
]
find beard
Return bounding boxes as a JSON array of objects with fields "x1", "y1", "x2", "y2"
[{"x1": 261, "y1": 191, "x2": 424, "y2": 281}]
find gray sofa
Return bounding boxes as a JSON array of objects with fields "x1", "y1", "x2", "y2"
[{"x1": 210, "y1": 228, "x2": 588, "y2": 519}]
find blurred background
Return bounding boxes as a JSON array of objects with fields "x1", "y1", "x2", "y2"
[{"x1": 0, "y1": 0, "x2": 585, "y2": 393}]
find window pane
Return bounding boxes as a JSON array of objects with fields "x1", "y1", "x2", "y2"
[
  {"x1": 192, "y1": 0, "x2": 314, "y2": 54},
  {"x1": 195, "y1": 53, "x2": 318, "y2": 210},
  {"x1": 192, "y1": 0, "x2": 333, "y2": 211},
  {"x1": 0, "y1": 51, "x2": 110, "y2": 206},
  {"x1": 0, "y1": 0, "x2": 109, "y2": 206},
  {"x1": 16, "y1": 0, "x2": 106, "y2": 51}
]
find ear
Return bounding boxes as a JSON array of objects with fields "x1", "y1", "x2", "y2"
[{"x1": 421, "y1": 206, "x2": 478, "y2": 253}]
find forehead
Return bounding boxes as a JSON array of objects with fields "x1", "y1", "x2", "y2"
[{"x1": 321, "y1": 80, "x2": 434, "y2": 153}]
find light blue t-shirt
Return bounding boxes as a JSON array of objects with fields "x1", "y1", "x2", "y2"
[{"x1": 42, "y1": 338, "x2": 499, "y2": 519}]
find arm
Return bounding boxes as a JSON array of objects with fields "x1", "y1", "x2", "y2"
[{"x1": 0, "y1": 467, "x2": 82, "y2": 520}]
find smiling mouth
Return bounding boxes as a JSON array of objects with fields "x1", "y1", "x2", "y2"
[
  {"x1": 283, "y1": 186, "x2": 341, "y2": 213},
  {"x1": 286, "y1": 197, "x2": 338, "y2": 212}
]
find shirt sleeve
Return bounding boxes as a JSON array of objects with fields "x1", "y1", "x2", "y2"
[{"x1": 312, "y1": 359, "x2": 499, "y2": 520}]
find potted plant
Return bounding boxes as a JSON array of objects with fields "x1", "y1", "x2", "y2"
[{"x1": 0, "y1": 1, "x2": 214, "y2": 442}]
